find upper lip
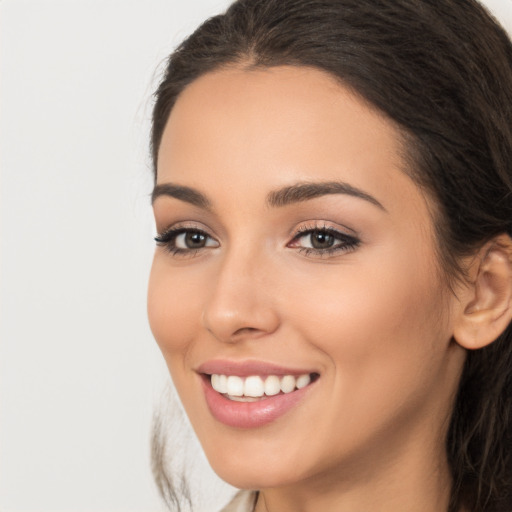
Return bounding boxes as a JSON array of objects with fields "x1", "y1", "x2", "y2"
[{"x1": 196, "y1": 359, "x2": 318, "y2": 377}]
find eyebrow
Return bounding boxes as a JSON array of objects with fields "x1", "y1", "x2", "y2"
[
  {"x1": 152, "y1": 180, "x2": 385, "y2": 211},
  {"x1": 266, "y1": 181, "x2": 386, "y2": 211},
  {"x1": 151, "y1": 183, "x2": 212, "y2": 209}
]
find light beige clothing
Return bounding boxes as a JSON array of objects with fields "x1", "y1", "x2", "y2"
[{"x1": 221, "y1": 491, "x2": 257, "y2": 512}]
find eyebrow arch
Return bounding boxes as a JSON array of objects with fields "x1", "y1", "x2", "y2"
[
  {"x1": 267, "y1": 181, "x2": 386, "y2": 211},
  {"x1": 152, "y1": 180, "x2": 386, "y2": 212},
  {"x1": 151, "y1": 183, "x2": 212, "y2": 210}
]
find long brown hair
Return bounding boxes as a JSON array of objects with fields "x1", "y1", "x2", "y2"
[{"x1": 150, "y1": 1, "x2": 512, "y2": 510}]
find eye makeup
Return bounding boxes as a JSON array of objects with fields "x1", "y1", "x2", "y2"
[
  {"x1": 288, "y1": 224, "x2": 360, "y2": 258},
  {"x1": 154, "y1": 225, "x2": 219, "y2": 257},
  {"x1": 154, "y1": 220, "x2": 360, "y2": 259}
]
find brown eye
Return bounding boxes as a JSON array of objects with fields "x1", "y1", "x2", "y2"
[
  {"x1": 288, "y1": 226, "x2": 360, "y2": 257},
  {"x1": 173, "y1": 230, "x2": 219, "y2": 250},
  {"x1": 154, "y1": 228, "x2": 219, "y2": 255},
  {"x1": 310, "y1": 230, "x2": 335, "y2": 249},
  {"x1": 184, "y1": 231, "x2": 207, "y2": 248}
]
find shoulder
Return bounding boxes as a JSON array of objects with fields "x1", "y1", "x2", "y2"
[{"x1": 220, "y1": 490, "x2": 258, "y2": 512}]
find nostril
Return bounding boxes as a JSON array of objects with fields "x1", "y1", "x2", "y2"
[{"x1": 233, "y1": 326, "x2": 259, "y2": 336}]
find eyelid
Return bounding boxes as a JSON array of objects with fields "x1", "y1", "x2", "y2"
[
  {"x1": 154, "y1": 222, "x2": 220, "y2": 257},
  {"x1": 289, "y1": 219, "x2": 358, "y2": 237},
  {"x1": 155, "y1": 228, "x2": 219, "y2": 245},
  {"x1": 287, "y1": 221, "x2": 361, "y2": 257},
  {"x1": 154, "y1": 220, "x2": 360, "y2": 259},
  {"x1": 156, "y1": 218, "x2": 208, "y2": 232},
  {"x1": 288, "y1": 219, "x2": 359, "y2": 240},
  {"x1": 155, "y1": 220, "x2": 218, "y2": 239}
]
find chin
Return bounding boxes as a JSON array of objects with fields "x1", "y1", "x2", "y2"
[
  {"x1": 201, "y1": 433, "x2": 312, "y2": 490},
  {"x1": 211, "y1": 459, "x2": 298, "y2": 490}
]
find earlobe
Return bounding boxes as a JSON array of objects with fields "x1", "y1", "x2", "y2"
[{"x1": 453, "y1": 234, "x2": 512, "y2": 350}]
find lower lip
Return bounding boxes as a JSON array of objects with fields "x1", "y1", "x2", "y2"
[{"x1": 201, "y1": 375, "x2": 315, "y2": 429}]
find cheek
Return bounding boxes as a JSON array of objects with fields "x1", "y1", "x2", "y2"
[
  {"x1": 283, "y1": 245, "x2": 451, "y2": 411},
  {"x1": 288, "y1": 252, "x2": 443, "y2": 341},
  {"x1": 147, "y1": 256, "x2": 203, "y2": 366},
  {"x1": 267, "y1": 250, "x2": 454, "y2": 472}
]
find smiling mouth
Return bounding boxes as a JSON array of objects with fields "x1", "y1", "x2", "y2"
[{"x1": 207, "y1": 373, "x2": 320, "y2": 402}]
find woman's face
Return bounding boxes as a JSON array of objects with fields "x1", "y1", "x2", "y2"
[{"x1": 148, "y1": 66, "x2": 466, "y2": 490}]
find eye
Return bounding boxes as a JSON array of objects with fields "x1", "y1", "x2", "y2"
[
  {"x1": 306, "y1": 230, "x2": 337, "y2": 249},
  {"x1": 155, "y1": 227, "x2": 219, "y2": 256},
  {"x1": 288, "y1": 226, "x2": 360, "y2": 257},
  {"x1": 175, "y1": 231, "x2": 212, "y2": 249}
]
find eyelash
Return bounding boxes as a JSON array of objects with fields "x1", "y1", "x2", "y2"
[
  {"x1": 154, "y1": 224, "x2": 360, "y2": 258},
  {"x1": 154, "y1": 227, "x2": 217, "y2": 257},
  {"x1": 288, "y1": 224, "x2": 360, "y2": 257}
]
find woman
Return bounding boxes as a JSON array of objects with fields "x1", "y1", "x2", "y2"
[{"x1": 147, "y1": 0, "x2": 512, "y2": 511}]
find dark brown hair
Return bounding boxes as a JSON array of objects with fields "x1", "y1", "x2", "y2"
[{"x1": 150, "y1": 1, "x2": 512, "y2": 510}]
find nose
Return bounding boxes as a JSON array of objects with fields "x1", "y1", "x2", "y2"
[{"x1": 201, "y1": 248, "x2": 280, "y2": 343}]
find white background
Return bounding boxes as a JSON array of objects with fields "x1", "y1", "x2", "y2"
[{"x1": 1, "y1": 1, "x2": 511, "y2": 511}]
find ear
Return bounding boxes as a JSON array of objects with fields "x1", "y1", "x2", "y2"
[{"x1": 453, "y1": 234, "x2": 512, "y2": 350}]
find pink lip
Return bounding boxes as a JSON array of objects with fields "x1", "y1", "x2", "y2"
[
  {"x1": 197, "y1": 359, "x2": 316, "y2": 377},
  {"x1": 197, "y1": 360, "x2": 319, "y2": 429}
]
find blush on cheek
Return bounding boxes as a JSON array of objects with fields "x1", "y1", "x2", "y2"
[{"x1": 290, "y1": 248, "x2": 446, "y2": 373}]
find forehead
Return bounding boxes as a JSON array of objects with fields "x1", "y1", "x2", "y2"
[{"x1": 157, "y1": 65, "x2": 427, "y2": 220}]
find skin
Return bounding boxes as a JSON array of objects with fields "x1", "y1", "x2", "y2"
[{"x1": 148, "y1": 66, "x2": 469, "y2": 512}]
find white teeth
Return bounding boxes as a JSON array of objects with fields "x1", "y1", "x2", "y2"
[
  {"x1": 244, "y1": 376, "x2": 265, "y2": 397},
  {"x1": 296, "y1": 373, "x2": 311, "y2": 389},
  {"x1": 211, "y1": 374, "x2": 220, "y2": 391},
  {"x1": 280, "y1": 375, "x2": 296, "y2": 393},
  {"x1": 264, "y1": 375, "x2": 281, "y2": 396},
  {"x1": 210, "y1": 373, "x2": 314, "y2": 398},
  {"x1": 226, "y1": 376, "x2": 244, "y2": 396},
  {"x1": 217, "y1": 374, "x2": 228, "y2": 393},
  {"x1": 211, "y1": 375, "x2": 223, "y2": 393}
]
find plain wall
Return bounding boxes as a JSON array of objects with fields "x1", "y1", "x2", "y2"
[
  {"x1": 0, "y1": 1, "x2": 234, "y2": 511},
  {"x1": 1, "y1": 1, "x2": 510, "y2": 511}
]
